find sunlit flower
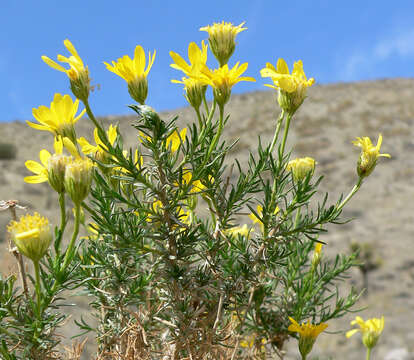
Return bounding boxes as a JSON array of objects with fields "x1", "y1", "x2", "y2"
[
  {"x1": 200, "y1": 21, "x2": 246, "y2": 66},
  {"x1": 7, "y1": 212, "x2": 52, "y2": 262},
  {"x1": 181, "y1": 170, "x2": 205, "y2": 194},
  {"x1": 261, "y1": 58, "x2": 314, "y2": 114},
  {"x1": 288, "y1": 317, "x2": 328, "y2": 358},
  {"x1": 240, "y1": 333, "x2": 266, "y2": 352},
  {"x1": 346, "y1": 316, "x2": 384, "y2": 350},
  {"x1": 42, "y1": 39, "x2": 90, "y2": 100},
  {"x1": 27, "y1": 93, "x2": 85, "y2": 143},
  {"x1": 286, "y1": 157, "x2": 316, "y2": 182},
  {"x1": 78, "y1": 124, "x2": 117, "y2": 163},
  {"x1": 353, "y1": 134, "x2": 391, "y2": 178},
  {"x1": 166, "y1": 128, "x2": 187, "y2": 153},
  {"x1": 226, "y1": 224, "x2": 251, "y2": 238},
  {"x1": 200, "y1": 62, "x2": 255, "y2": 106},
  {"x1": 104, "y1": 45, "x2": 156, "y2": 104},
  {"x1": 249, "y1": 204, "x2": 279, "y2": 228},
  {"x1": 170, "y1": 41, "x2": 208, "y2": 77},
  {"x1": 25, "y1": 136, "x2": 78, "y2": 193}
]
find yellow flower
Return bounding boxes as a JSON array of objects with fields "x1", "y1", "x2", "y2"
[
  {"x1": 200, "y1": 62, "x2": 255, "y2": 106},
  {"x1": 200, "y1": 21, "x2": 246, "y2": 66},
  {"x1": 42, "y1": 39, "x2": 90, "y2": 100},
  {"x1": 288, "y1": 317, "x2": 328, "y2": 358},
  {"x1": 240, "y1": 334, "x2": 266, "y2": 352},
  {"x1": 226, "y1": 224, "x2": 251, "y2": 238},
  {"x1": 312, "y1": 242, "x2": 323, "y2": 268},
  {"x1": 249, "y1": 205, "x2": 279, "y2": 227},
  {"x1": 27, "y1": 93, "x2": 85, "y2": 143},
  {"x1": 166, "y1": 128, "x2": 187, "y2": 153},
  {"x1": 346, "y1": 316, "x2": 384, "y2": 350},
  {"x1": 353, "y1": 134, "x2": 391, "y2": 178},
  {"x1": 286, "y1": 157, "x2": 316, "y2": 182},
  {"x1": 7, "y1": 212, "x2": 52, "y2": 262},
  {"x1": 78, "y1": 124, "x2": 117, "y2": 163},
  {"x1": 25, "y1": 136, "x2": 78, "y2": 193},
  {"x1": 170, "y1": 41, "x2": 208, "y2": 77},
  {"x1": 104, "y1": 45, "x2": 156, "y2": 104},
  {"x1": 64, "y1": 158, "x2": 94, "y2": 205},
  {"x1": 261, "y1": 58, "x2": 314, "y2": 114},
  {"x1": 180, "y1": 170, "x2": 205, "y2": 194}
]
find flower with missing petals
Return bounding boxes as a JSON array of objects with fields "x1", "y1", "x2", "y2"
[
  {"x1": 42, "y1": 40, "x2": 90, "y2": 100},
  {"x1": 346, "y1": 316, "x2": 384, "y2": 350},
  {"x1": 353, "y1": 134, "x2": 391, "y2": 178}
]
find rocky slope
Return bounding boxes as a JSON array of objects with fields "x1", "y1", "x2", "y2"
[{"x1": 0, "y1": 78, "x2": 413, "y2": 359}]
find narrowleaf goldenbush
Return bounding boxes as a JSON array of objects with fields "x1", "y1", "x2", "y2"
[{"x1": 0, "y1": 21, "x2": 390, "y2": 360}]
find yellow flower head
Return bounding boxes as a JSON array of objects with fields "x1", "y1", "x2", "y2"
[
  {"x1": 226, "y1": 224, "x2": 251, "y2": 238},
  {"x1": 180, "y1": 170, "x2": 205, "y2": 194},
  {"x1": 312, "y1": 242, "x2": 323, "y2": 268},
  {"x1": 261, "y1": 58, "x2": 314, "y2": 114},
  {"x1": 7, "y1": 212, "x2": 52, "y2": 262},
  {"x1": 288, "y1": 317, "x2": 328, "y2": 358},
  {"x1": 64, "y1": 158, "x2": 94, "y2": 205},
  {"x1": 166, "y1": 128, "x2": 187, "y2": 153},
  {"x1": 200, "y1": 21, "x2": 246, "y2": 66},
  {"x1": 346, "y1": 316, "x2": 384, "y2": 350},
  {"x1": 25, "y1": 136, "x2": 78, "y2": 193},
  {"x1": 170, "y1": 41, "x2": 208, "y2": 77},
  {"x1": 286, "y1": 157, "x2": 316, "y2": 182},
  {"x1": 78, "y1": 124, "x2": 118, "y2": 163},
  {"x1": 42, "y1": 40, "x2": 90, "y2": 100},
  {"x1": 353, "y1": 134, "x2": 391, "y2": 178},
  {"x1": 200, "y1": 62, "x2": 255, "y2": 106},
  {"x1": 104, "y1": 45, "x2": 156, "y2": 104},
  {"x1": 27, "y1": 93, "x2": 85, "y2": 143}
]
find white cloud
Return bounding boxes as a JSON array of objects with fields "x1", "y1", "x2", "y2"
[{"x1": 340, "y1": 27, "x2": 414, "y2": 81}]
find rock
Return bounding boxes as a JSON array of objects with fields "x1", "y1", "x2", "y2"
[{"x1": 385, "y1": 348, "x2": 411, "y2": 360}]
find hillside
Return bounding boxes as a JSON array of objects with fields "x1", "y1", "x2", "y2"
[{"x1": 0, "y1": 78, "x2": 413, "y2": 359}]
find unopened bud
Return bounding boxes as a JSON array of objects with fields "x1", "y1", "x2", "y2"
[
  {"x1": 47, "y1": 154, "x2": 72, "y2": 193},
  {"x1": 64, "y1": 158, "x2": 93, "y2": 205}
]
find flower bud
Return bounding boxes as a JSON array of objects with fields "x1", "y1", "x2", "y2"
[
  {"x1": 47, "y1": 154, "x2": 72, "y2": 193},
  {"x1": 7, "y1": 212, "x2": 52, "y2": 262},
  {"x1": 286, "y1": 157, "x2": 316, "y2": 182},
  {"x1": 64, "y1": 158, "x2": 93, "y2": 205},
  {"x1": 311, "y1": 243, "x2": 323, "y2": 269}
]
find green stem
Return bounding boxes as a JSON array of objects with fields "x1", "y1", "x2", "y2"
[
  {"x1": 58, "y1": 193, "x2": 67, "y2": 236},
  {"x1": 202, "y1": 104, "x2": 224, "y2": 168},
  {"x1": 51, "y1": 204, "x2": 81, "y2": 294},
  {"x1": 195, "y1": 107, "x2": 203, "y2": 129},
  {"x1": 83, "y1": 99, "x2": 103, "y2": 131},
  {"x1": 280, "y1": 112, "x2": 293, "y2": 157},
  {"x1": 366, "y1": 347, "x2": 372, "y2": 360},
  {"x1": 337, "y1": 177, "x2": 363, "y2": 211},
  {"x1": 33, "y1": 260, "x2": 42, "y2": 317},
  {"x1": 269, "y1": 110, "x2": 285, "y2": 153},
  {"x1": 62, "y1": 204, "x2": 81, "y2": 270},
  {"x1": 203, "y1": 93, "x2": 209, "y2": 115}
]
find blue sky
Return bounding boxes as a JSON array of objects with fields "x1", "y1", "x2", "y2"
[{"x1": 1, "y1": 0, "x2": 414, "y2": 122}]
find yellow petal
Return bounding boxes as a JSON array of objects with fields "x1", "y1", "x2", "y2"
[
  {"x1": 346, "y1": 329, "x2": 359, "y2": 338},
  {"x1": 41, "y1": 56, "x2": 67, "y2": 73},
  {"x1": 39, "y1": 149, "x2": 52, "y2": 167},
  {"x1": 24, "y1": 175, "x2": 48, "y2": 183},
  {"x1": 25, "y1": 160, "x2": 44, "y2": 175}
]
